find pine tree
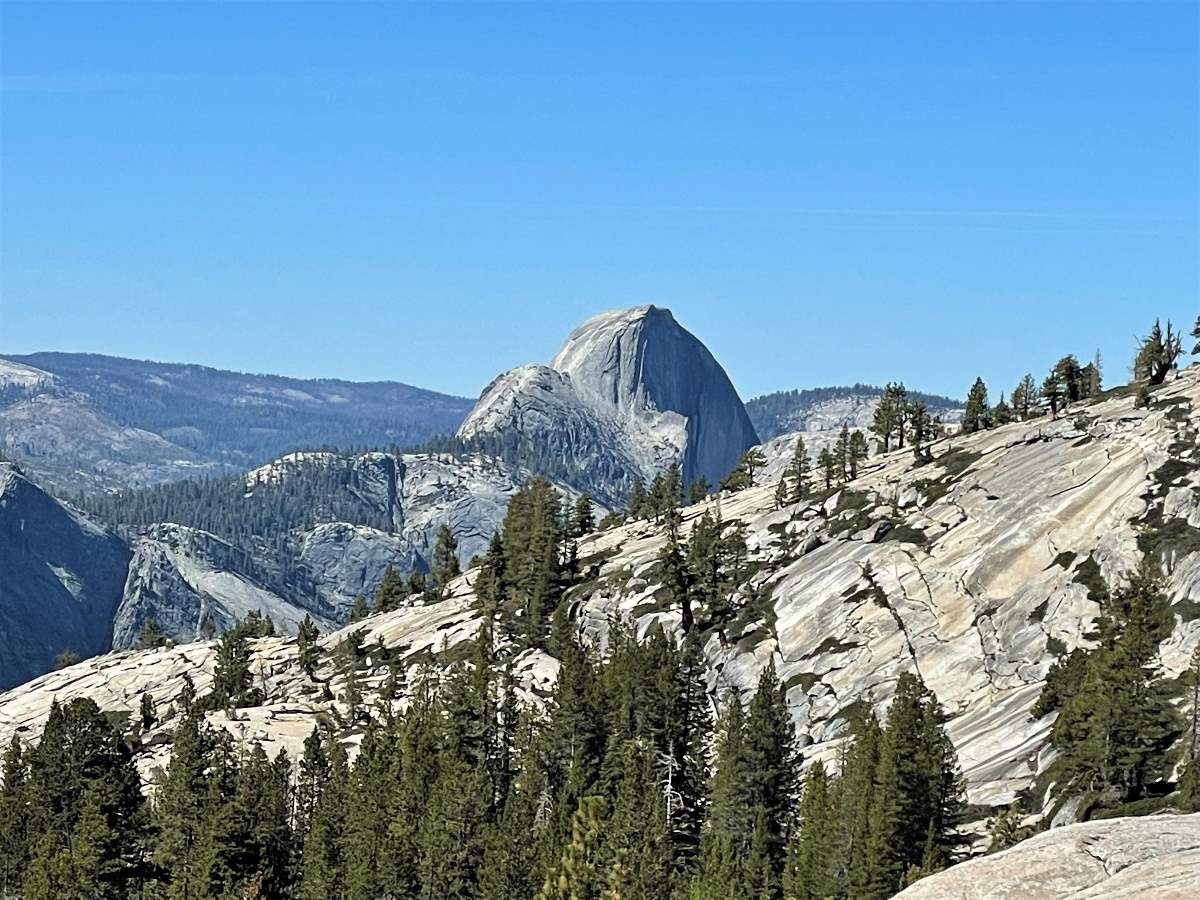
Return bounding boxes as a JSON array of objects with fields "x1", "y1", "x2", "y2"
[
  {"x1": 294, "y1": 727, "x2": 331, "y2": 840},
  {"x1": 839, "y1": 714, "x2": 882, "y2": 897},
  {"x1": 817, "y1": 448, "x2": 835, "y2": 490},
  {"x1": 848, "y1": 429, "x2": 869, "y2": 480},
  {"x1": 1048, "y1": 564, "x2": 1182, "y2": 801},
  {"x1": 300, "y1": 739, "x2": 350, "y2": 900},
  {"x1": 536, "y1": 795, "x2": 606, "y2": 900},
  {"x1": 773, "y1": 477, "x2": 790, "y2": 510},
  {"x1": 297, "y1": 614, "x2": 321, "y2": 678},
  {"x1": 705, "y1": 693, "x2": 752, "y2": 863},
  {"x1": 890, "y1": 383, "x2": 910, "y2": 449},
  {"x1": 783, "y1": 762, "x2": 836, "y2": 900},
  {"x1": 601, "y1": 742, "x2": 673, "y2": 900},
  {"x1": 1040, "y1": 369, "x2": 1065, "y2": 419},
  {"x1": 1133, "y1": 318, "x2": 1183, "y2": 385},
  {"x1": 475, "y1": 532, "x2": 509, "y2": 618},
  {"x1": 721, "y1": 448, "x2": 767, "y2": 492},
  {"x1": 870, "y1": 387, "x2": 900, "y2": 453},
  {"x1": 0, "y1": 735, "x2": 29, "y2": 897},
  {"x1": 789, "y1": 437, "x2": 810, "y2": 503},
  {"x1": 1011, "y1": 373, "x2": 1038, "y2": 420},
  {"x1": 991, "y1": 396, "x2": 1014, "y2": 426},
  {"x1": 672, "y1": 631, "x2": 712, "y2": 871},
  {"x1": 503, "y1": 477, "x2": 567, "y2": 648},
  {"x1": 659, "y1": 532, "x2": 695, "y2": 634},
  {"x1": 209, "y1": 625, "x2": 257, "y2": 708},
  {"x1": 408, "y1": 570, "x2": 428, "y2": 595},
  {"x1": 22, "y1": 698, "x2": 149, "y2": 899},
  {"x1": 834, "y1": 424, "x2": 851, "y2": 483},
  {"x1": 431, "y1": 524, "x2": 462, "y2": 594},
  {"x1": 1082, "y1": 350, "x2": 1103, "y2": 398},
  {"x1": 687, "y1": 478, "x2": 711, "y2": 505},
  {"x1": 1192, "y1": 316, "x2": 1200, "y2": 357},
  {"x1": 573, "y1": 494, "x2": 596, "y2": 537},
  {"x1": 627, "y1": 480, "x2": 648, "y2": 520},
  {"x1": 348, "y1": 595, "x2": 370, "y2": 623},
  {"x1": 742, "y1": 661, "x2": 800, "y2": 898},
  {"x1": 415, "y1": 755, "x2": 490, "y2": 899},
  {"x1": 961, "y1": 378, "x2": 990, "y2": 433},
  {"x1": 139, "y1": 691, "x2": 157, "y2": 732},
  {"x1": 861, "y1": 673, "x2": 964, "y2": 898},
  {"x1": 907, "y1": 400, "x2": 934, "y2": 460},
  {"x1": 663, "y1": 463, "x2": 683, "y2": 512},
  {"x1": 374, "y1": 563, "x2": 407, "y2": 613},
  {"x1": 986, "y1": 804, "x2": 1030, "y2": 852},
  {"x1": 1054, "y1": 354, "x2": 1085, "y2": 403},
  {"x1": 694, "y1": 692, "x2": 750, "y2": 896},
  {"x1": 153, "y1": 714, "x2": 214, "y2": 899},
  {"x1": 225, "y1": 744, "x2": 294, "y2": 899}
]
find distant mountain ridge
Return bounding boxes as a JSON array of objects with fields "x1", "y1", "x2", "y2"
[
  {"x1": 0, "y1": 352, "x2": 475, "y2": 495},
  {"x1": 747, "y1": 383, "x2": 964, "y2": 442}
]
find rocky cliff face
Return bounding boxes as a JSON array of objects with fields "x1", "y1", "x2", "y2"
[
  {"x1": 241, "y1": 449, "x2": 589, "y2": 613},
  {"x1": 0, "y1": 464, "x2": 130, "y2": 689},
  {"x1": 458, "y1": 306, "x2": 759, "y2": 501},
  {"x1": 98, "y1": 449, "x2": 589, "y2": 649},
  {"x1": 113, "y1": 524, "x2": 337, "y2": 650}
]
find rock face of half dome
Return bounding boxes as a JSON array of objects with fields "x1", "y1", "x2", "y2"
[{"x1": 458, "y1": 305, "x2": 758, "y2": 500}]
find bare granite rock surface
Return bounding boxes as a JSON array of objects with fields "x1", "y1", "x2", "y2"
[
  {"x1": 458, "y1": 305, "x2": 759, "y2": 501},
  {"x1": 2, "y1": 367, "x2": 1198, "y2": 816},
  {"x1": 893, "y1": 813, "x2": 1200, "y2": 899}
]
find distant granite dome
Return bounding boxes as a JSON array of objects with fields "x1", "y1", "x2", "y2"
[{"x1": 458, "y1": 305, "x2": 758, "y2": 499}]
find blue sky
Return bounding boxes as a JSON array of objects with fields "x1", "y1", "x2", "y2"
[{"x1": 1, "y1": 1, "x2": 1196, "y2": 402}]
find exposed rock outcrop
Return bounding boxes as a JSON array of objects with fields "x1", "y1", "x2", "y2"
[
  {"x1": 893, "y1": 813, "x2": 1200, "y2": 899},
  {"x1": 458, "y1": 306, "x2": 758, "y2": 501},
  {"x1": 0, "y1": 463, "x2": 130, "y2": 689},
  {"x1": 242, "y1": 449, "x2": 592, "y2": 616},
  {"x1": 113, "y1": 524, "x2": 337, "y2": 650},
  {"x1": 3, "y1": 369, "x2": 1198, "y2": 818}
]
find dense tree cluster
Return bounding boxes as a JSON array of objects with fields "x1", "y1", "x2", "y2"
[
  {"x1": 780, "y1": 673, "x2": 967, "y2": 899},
  {"x1": 1033, "y1": 565, "x2": 1185, "y2": 807},
  {"x1": 867, "y1": 383, "x2": 940, "y2": 458},
  {"x1": 0, "y1": 620, "x2": 966, "y2": 900},
  {"x1": 955, "y1": 351, "x2": 1104, "y2": 436},
  {"x1": 656, "y1": 506, "x2": 749, "y2": 633}
]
